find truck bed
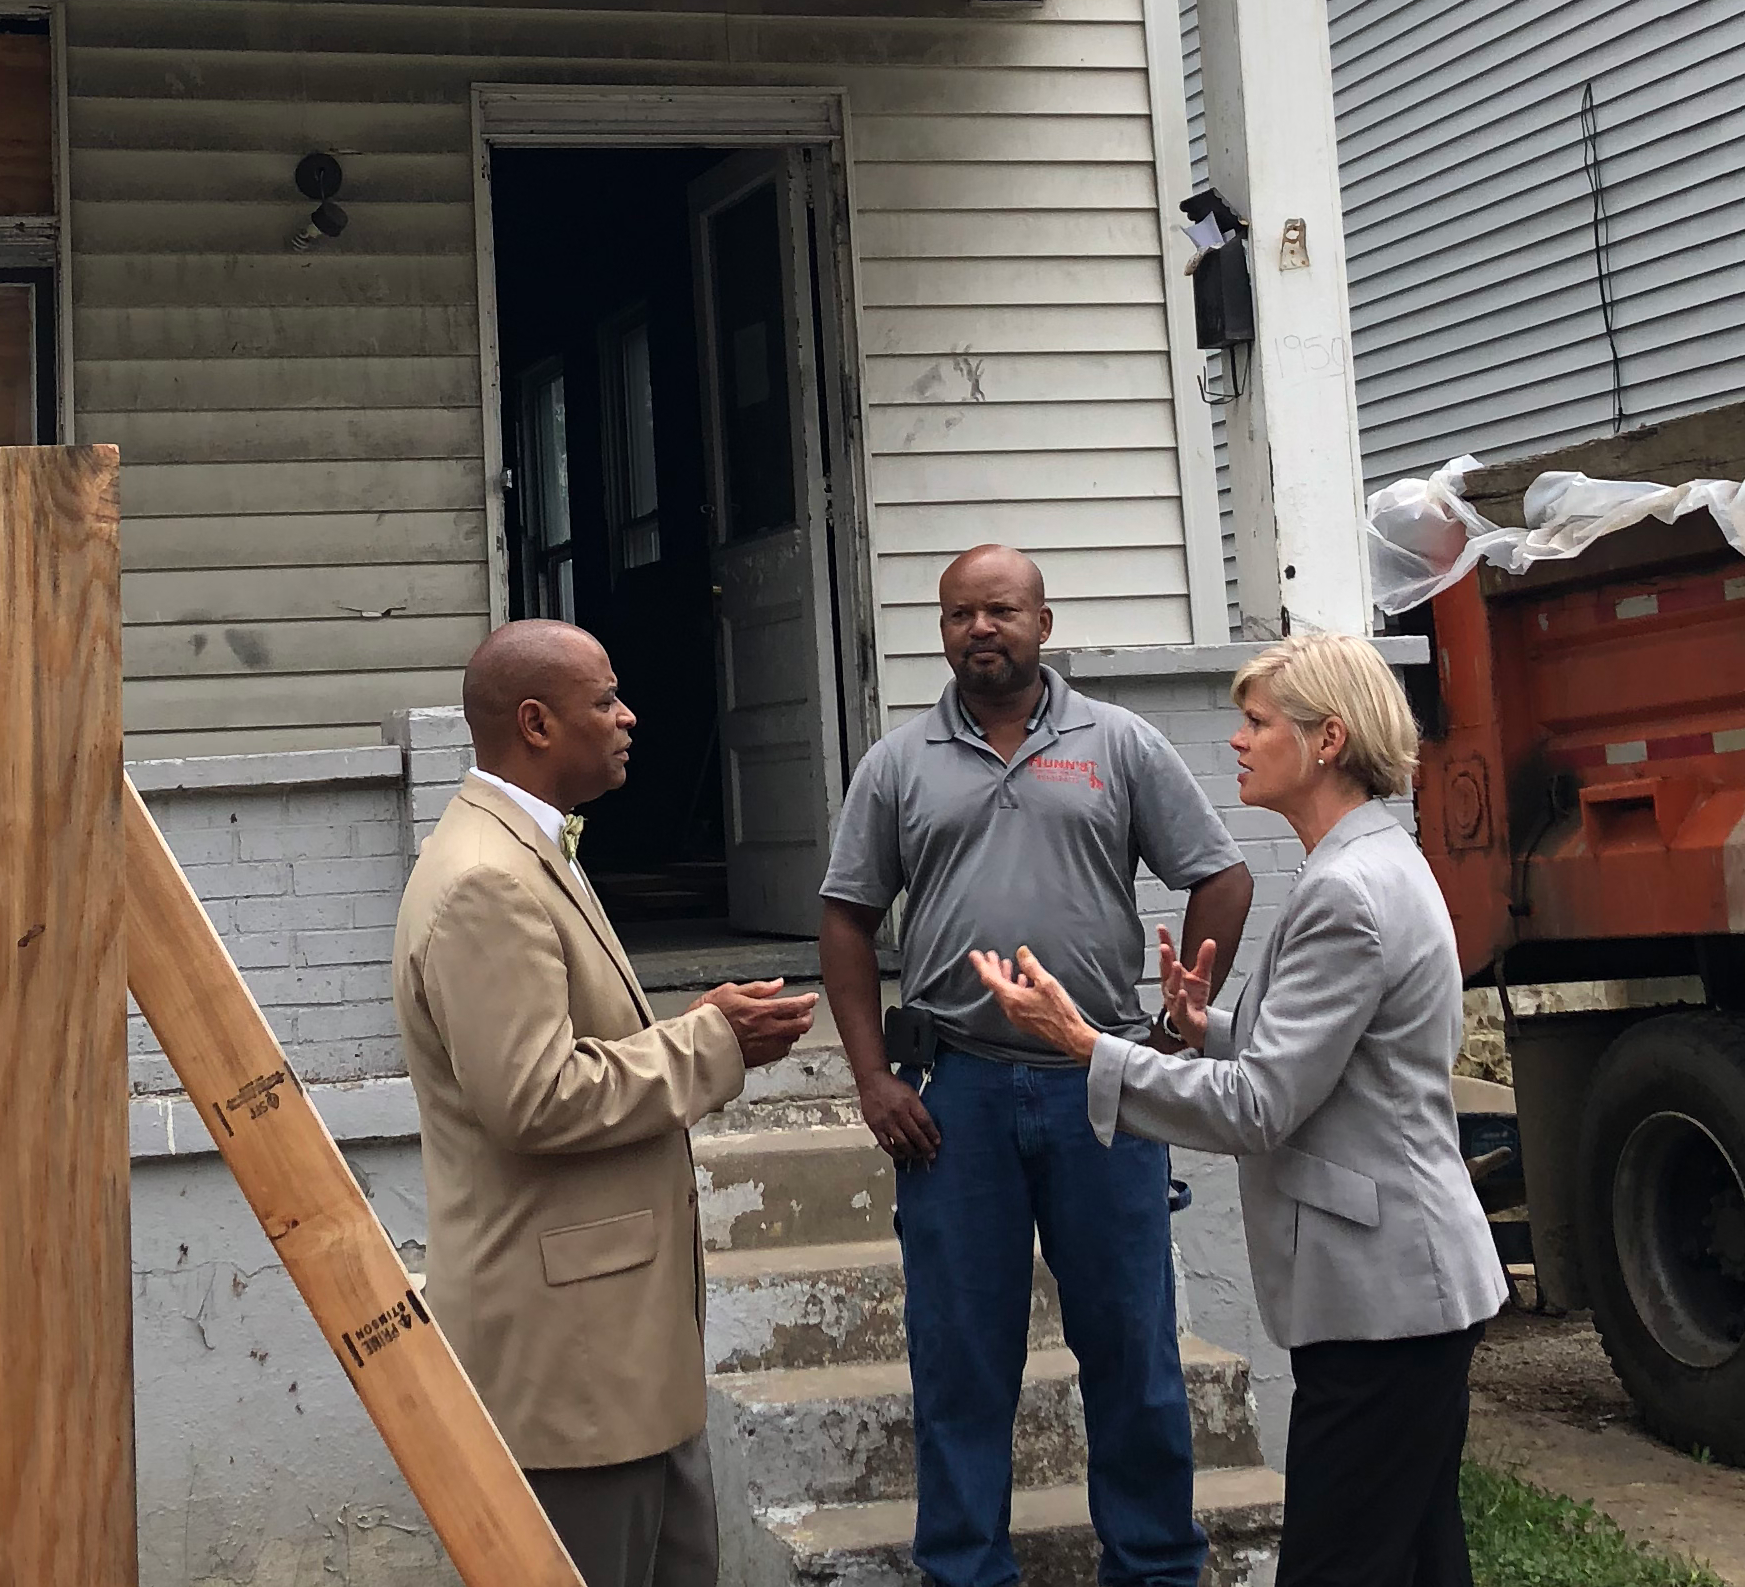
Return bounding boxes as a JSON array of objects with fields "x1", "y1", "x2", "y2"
[{"x1": 1416, "y1": 510, "x2": 1745, "y2": 992}]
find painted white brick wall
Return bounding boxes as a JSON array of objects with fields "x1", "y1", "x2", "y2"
[
  {"x1": 127, "y1": 772, "x2": 411, "y2": 1097},
  {"x1": 385, "y1": 706, "x2": 476, "y2": 845},
  {"x1": 127, "y1": 710, "x2": 482, "y2": 1107}
]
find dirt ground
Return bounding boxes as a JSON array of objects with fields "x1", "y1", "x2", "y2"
[{"x1": 1466, "y1": 1300, "x2": 1745, "y2": 1583}]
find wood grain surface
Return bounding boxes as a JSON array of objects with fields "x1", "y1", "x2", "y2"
[{"x1": 1, "y1": 444, "x2": 136, "y2": 1587}]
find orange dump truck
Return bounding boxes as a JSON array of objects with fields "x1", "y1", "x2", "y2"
[{"x1": 1409, "y1": 409, "x2": 1745, "y2": 1463}]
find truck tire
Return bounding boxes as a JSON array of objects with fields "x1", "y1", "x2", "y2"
[{"x1": 1577, "y1": 1011, "x2": 1745, "y2": 1464}]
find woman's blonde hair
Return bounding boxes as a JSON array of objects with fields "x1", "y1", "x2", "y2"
[{"x1": 1231, "y1": 632, "x2": 1420, "y2": 798}]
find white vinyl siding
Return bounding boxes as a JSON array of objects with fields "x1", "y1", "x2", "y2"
[{"x1": 63, "y1": 0, "x2": 1194, "y2": 753}]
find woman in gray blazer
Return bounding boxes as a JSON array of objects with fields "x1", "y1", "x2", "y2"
[{"x1": 971, "y1": 632, "x2": 1507, "y2": 1587}]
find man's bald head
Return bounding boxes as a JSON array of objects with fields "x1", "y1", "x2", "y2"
[
  {"x1": 463, "y1": 620, "x2": 605, "y2": 756},
  {"x1": 937, "y1": 543, "x2": 1052, "y2": 703},
  {"x1": 939, "y1": 544, "x2": 1045, "y2": 609},
  {"x1": 462, "y1": 620, "x2": 636, "y2": 809}
]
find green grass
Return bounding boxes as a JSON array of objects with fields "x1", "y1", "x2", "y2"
[{"x1": 1462, "y1": 1462, "x2": 1728, "y2": 1586}]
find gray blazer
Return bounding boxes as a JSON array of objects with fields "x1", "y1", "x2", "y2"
[{"x1": 1087, "y1": 800, "x2": 1507, "y2": 1349}]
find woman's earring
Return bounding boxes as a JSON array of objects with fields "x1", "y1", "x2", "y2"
[{"x1": 1317, "y1": 758, "x2": 1325, "y2": 767}]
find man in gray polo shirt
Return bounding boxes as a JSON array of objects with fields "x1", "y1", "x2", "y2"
[{"x1": 819, "y1": 544, "x2": 1252, "y2": 1587}]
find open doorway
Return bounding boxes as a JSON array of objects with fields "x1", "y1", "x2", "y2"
[{"x1": 488, "y1": 142, "x2": 866, "y2": 943}]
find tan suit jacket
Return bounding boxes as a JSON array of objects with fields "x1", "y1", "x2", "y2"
[{"x1": 392, "y1": 778, "x2": 745, "y2": 1470}]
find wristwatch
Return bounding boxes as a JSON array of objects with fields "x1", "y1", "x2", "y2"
[{"x1": 1161, "y1": 1010, "x2": 1186, "y2": 1044}]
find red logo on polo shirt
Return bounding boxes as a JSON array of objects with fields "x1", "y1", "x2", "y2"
[{"x1": 1029, "y1": 756, "x2": 1104, "y2": 791}]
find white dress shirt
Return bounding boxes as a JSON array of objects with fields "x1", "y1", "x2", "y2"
[{"x1": 468, "y1": 768, "x2": 596, "y2": 904}]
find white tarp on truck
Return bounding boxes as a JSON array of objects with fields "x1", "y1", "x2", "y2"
[{"x1": 1366, "y1": 457, "x2": 1745, "y2": 615}]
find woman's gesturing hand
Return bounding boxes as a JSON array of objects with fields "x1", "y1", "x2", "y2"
[
  {"x1": 1157, "y1": 925, "x2": 1216, "y2": 1050},
  {"x1": 968, "y1": 945, "x2": 1099, "y2": 1064}
]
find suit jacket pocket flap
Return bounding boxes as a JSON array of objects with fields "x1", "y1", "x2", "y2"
[
  {"x1": 1273, "y1": 1147, "x2": 1380, "y2": 1227},
  {"x1": 540, "y1": 1210, "x2": 657, "y2": 1285}
]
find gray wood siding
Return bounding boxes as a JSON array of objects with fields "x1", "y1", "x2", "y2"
[
  {"x1": 1180, "y1": 0, "x2": 1745, "y2": 635},
  {"x1": 64, "y1": 0, "x2": 1192, "y2": 753},
  {"x1": 1333, "y1": 0, "x2": 1745, "y2": 485}
]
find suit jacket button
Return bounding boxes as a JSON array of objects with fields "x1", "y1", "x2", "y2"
[{"x1": 688, "y1": 1188, "x2": 699, "y2": 1206}]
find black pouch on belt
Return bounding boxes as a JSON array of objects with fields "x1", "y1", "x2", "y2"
[{"x1": 883, "y1": 1005, "x2": 938, "y2": 1073}]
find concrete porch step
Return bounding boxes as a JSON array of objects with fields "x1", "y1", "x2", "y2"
[
  {"x1": 711, "y1": 1340, "x2": 1264, "y2": 1511},
  {"x1": 694, "y1": 1125, "x2": 894, "y2": 1253},
  {"x1": 765, "y1": 1467, "x2": 1286, "y2": 1587},
  {"x1": 630, "y1": 943, "x2": 900, "y2": 995},
  {"x1": 695, "y1": 1095, "x2": 865, "y2": 1138},
  {"x1": 739, "y1": 1047, "x2": 858, "y2": 1106},
  {"x1": 705, "y1": 1239, "x2": 1063, "y2": 1376},
  {"x1": 652, "y1": 979, "x2": 892, "y2": 1106}
]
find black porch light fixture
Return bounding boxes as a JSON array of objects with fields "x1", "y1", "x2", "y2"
[{"x1": 289, "y1": 152, "x2": 348, "y2": 252}]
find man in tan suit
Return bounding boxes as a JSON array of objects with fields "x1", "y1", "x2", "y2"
[{"x1": 394, "y1": 620, "x2": 817, "y2": 1587}]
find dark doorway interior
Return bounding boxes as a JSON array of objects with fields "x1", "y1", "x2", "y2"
[{"x1": 492, "y1": 147, "x2": 735, "y2": 924}]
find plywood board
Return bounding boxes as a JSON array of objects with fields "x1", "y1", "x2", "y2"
[{"x1": 0, "y1": 444, "x2": 134, "y2": 1587}]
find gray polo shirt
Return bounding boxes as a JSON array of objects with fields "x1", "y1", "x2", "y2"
[{"x1": 820, "y1": 666, "x2": 1244, "y2": 1067}]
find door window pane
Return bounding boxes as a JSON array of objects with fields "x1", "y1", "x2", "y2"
[
  {"x1": 0, "y1": 32, "x2": 54, "y2": 216},
  {"x1": 708, "y1": 182, "x2": 795, "y2": 542},
  {"x1": 601, "y1": 310, "x2": 661, "y2": 574},
  {"x1": 0, "y1": 283, "x2": 37, "y2": 446},
  {"x1": 623, "y1": 322, "x2": 658, "y2": 523},
  {"x1": 525, "y1": 367, "x2": 571, "y2": 550},
  {"x1": 518, "y1": 361, "x2": 575, "y2": 620}
]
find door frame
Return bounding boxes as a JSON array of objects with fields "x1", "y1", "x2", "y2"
[{"x1": 469, "y1": 83, "x2": 883, "y2": 776}]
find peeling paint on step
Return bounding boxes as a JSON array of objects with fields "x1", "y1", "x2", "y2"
[{"x1": 697, "y1": 1166, "x2": 766, "y2": 1252}]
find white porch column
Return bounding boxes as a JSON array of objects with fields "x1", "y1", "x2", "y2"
[{"x1": 1196, "y1": 0, "x2": 1371, "y2": 637}]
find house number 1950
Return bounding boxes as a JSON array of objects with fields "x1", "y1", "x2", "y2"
[{"x1": 1276, "y1": 334, "x2": 1347, "y2": 378}]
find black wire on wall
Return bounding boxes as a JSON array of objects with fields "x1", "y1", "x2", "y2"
[{"x1": 1580, "y1": 82, "x2": 1626, "y2": 436}]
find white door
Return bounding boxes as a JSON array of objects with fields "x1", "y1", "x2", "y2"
[{"x1": 690, "y1": 149, "x2": 844, "y2": 937}]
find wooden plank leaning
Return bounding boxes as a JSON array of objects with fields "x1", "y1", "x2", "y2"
[
  {"x1": 124, "y1": 778, "x2": 587, "y2": 1587},
  {"x1": 2, "y1": 445, "x2": 136, "y2": 1587}
]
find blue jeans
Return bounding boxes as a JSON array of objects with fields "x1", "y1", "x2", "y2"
[{"x1": 893, "y1": 1051, "x2": 1206, "y2": 1587}]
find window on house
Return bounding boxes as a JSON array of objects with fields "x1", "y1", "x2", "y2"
[
  {"x1": 517, "y1": 358, "x2": 576, "y2": 623},
  {"x1": 600, "y1": 307, "x2": 661, "y2": 576},
  {"x1": 0, "y1": 20, "x2": 58, "y2": 444}
]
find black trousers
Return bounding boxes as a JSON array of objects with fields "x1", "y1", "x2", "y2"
[
  {"x1": 526, "y1": 1431, "x2": 718, "y2": 1587},
  {"x1": 1277, "y1": 1323, "x2": 1483, "y2": 1587}
]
